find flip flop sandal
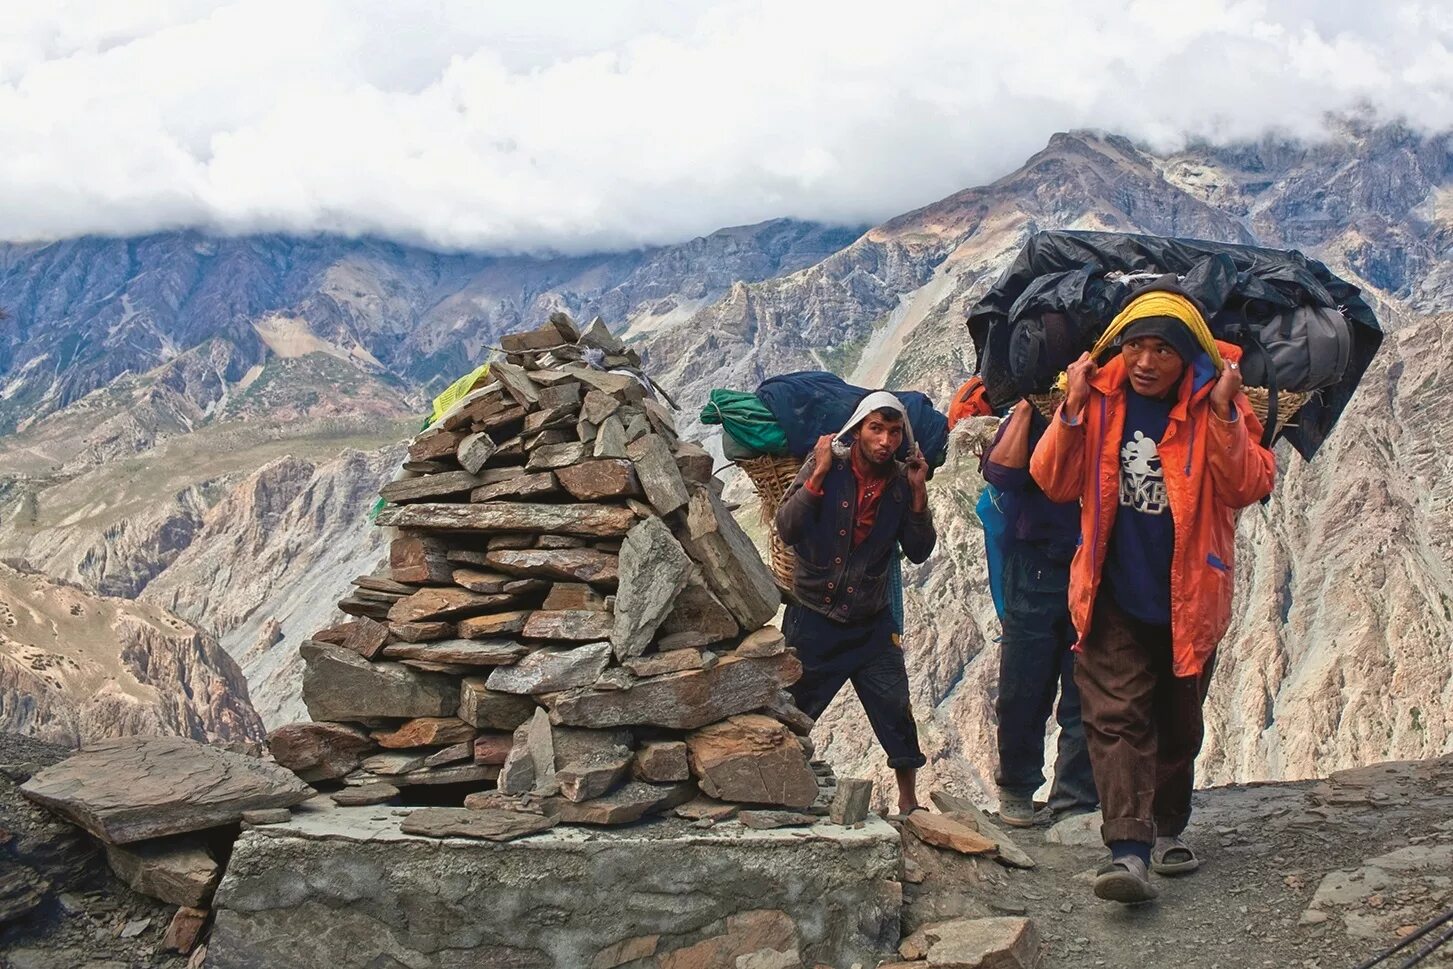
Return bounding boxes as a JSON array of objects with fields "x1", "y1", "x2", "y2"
[
  {"x1": 1151, "y1": 837, "x2": 1201, "y2": 876},
  {"x1": 886, "y1": 806, "x2": 929, "y2": 823},
  {"x1": 1093, "y1": 857, "x2": 1159, "y2": 904}
]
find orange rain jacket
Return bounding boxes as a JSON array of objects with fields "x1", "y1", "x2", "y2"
[{"x1": 1029, "y1": 341, "x2": 1276, "y2": 677}]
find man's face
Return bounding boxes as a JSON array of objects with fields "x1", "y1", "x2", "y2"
[
  {"x1": 856, "y1": 413, "x2": 904, "y2": 466},
  {"x1": 1122, "y1": 336, "x2": 1187, "y2": 399}
]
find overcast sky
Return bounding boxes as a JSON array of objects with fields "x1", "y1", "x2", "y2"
[{"x1": 2, "y1": 0, "x2": 1451, "y2": 254}]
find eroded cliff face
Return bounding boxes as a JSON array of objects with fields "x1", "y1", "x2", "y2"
[
  {"x1": 138, "y1": 447, "x2": 400, "y2": 727},
  {"x1": 0, "y1": 564, "x2": 264, "y2": 746}
]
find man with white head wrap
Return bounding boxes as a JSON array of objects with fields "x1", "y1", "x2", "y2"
[{"x1": 775, "y1": 391, "x2": 936, "y2": 814}]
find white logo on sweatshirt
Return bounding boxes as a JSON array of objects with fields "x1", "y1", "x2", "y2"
[{"x1": 1120, "y1": 432, "x2": 1168, "y2": 515}]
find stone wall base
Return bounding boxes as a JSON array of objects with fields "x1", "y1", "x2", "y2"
[{"x1": 207, "y1": 802, "x2": 901, "y2": 968}]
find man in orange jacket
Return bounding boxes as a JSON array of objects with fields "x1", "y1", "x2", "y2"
[{"x1": 1031, "y1": 285, "x2": 1276, "y2": 904}]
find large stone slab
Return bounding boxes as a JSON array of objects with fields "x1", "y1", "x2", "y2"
[
  {"x1": 20, "y1": 736, "x2": 312, "y2": 845},
  {"x1": 377, "y1": 501, "x2": 637, "y2": 538},
  {"x1": 679, "y1": 484, "x2": 780, "y2": 629},
  {"x1": 471, "y1": 471, "x2": 560, "y2": 502},
  {"x1": 686, "y1": 714, "x2": 819, "y2": 809},
  {"x1": 381, "y1": 637, "x2": 531, "y2": 667},
  {"x1": 523, "y1": 609, "x2": 615, "y2": 642},
  {"x1": 390, "y1": 532, "x2": 454, "y2": 585},
  {"x1": 458, "y1": 677, "x2": 537, "y2": 730},
  {"x1": 267, "y1": 721, "x2": 377, "y2": 782},
  {"x1": 658, "y1": 571, "x2": 739, "y2": 647},
  {"x1": 906, "y1": 916, "x2": 1042, "y2": 968},
  {"x1": 904, "y1": 812, "x2": 997, "y2": 857},
  {"x1": 485, "y1": 547, "x2": 620, "y2": 586},
  {"x1": 456, "y1": 611, "x2": 532, "y2": 638},
  {"x1": 372, "y1": 717, "x2": 477, "y2": 749},
  {"x1": 556, "y1": 459, "x2": 642, "y2": 501},
  {"x1": 400, "y1": 807, "x2": 558, "y2": 842},
  {"x1": 487, "y1": 643, "x2": 613, "y2": 695},
  {"x1": 611, "y1": 517, "x2": 692, "y2": 660},
  {"x1": 627, "y1": 434, "x2": 690, "y2": 516},
  {"x1": 544, "y1": 781, "x2": 695, "y2": 825},
  {"x1": 105, "y1": 835, "x2": 220, "y2": 907},
  {"x1": 526, "y1": 441, "x2": 590, "y2": 471},
  {"x1": 387, "y1": 587, "x2": 517, "y2": 623},
  {"x1": 379, "y1": 470, "x2": 484, "y2": 503},
  {"x1": 302, "y1": 642, "x2": 458, "y2": 721},
  {"x1": 208, "y1": 803, "x2": 901, "y2": 969},
  {"x1": 548, "y1": 654, "x2": 802, "y2": 730}
]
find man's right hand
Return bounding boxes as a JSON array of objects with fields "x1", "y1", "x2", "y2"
[
  {"x1": 1063, "y1": 352, "x2": 1097, "y2": 420},
  {"x1": 808, "y1": 433, "x2": 835, "y2": 488}
]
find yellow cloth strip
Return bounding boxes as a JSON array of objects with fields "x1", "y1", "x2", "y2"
[
  {"x1": 1054, "y1": 291, "x2": 1224, "y2": 391},
  {"x1": 428, "y1": 363, "x2": 492, "y2": 427}
]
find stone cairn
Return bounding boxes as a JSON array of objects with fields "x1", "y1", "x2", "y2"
[{"x1": 269, "y1": 312, "x2": 872, "y2": 834}]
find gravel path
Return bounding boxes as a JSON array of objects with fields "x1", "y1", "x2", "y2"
[{"x1": 901, "y1": 754, "x2": 1453, "y2": 968}]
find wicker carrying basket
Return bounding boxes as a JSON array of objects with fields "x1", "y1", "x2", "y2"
[
  {"x1": 1028, "y1": 387, "x2": 1310, "y2": 435},
  {"x1": 737, "y1": 454, "x2": 805, "y2": 592}
]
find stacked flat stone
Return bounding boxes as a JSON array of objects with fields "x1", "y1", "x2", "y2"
[{"x1": 270, "y1": 312, "x2": 835, "y2": 826}]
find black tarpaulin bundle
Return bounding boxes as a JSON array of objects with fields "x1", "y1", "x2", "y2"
[{"x1": 965, "y1": 230, "x2": 1383, "y2": 460}]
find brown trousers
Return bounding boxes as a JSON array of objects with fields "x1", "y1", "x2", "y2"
[{"x1": 1073, "y1": 596, "x2": 1215, "y2": 845}]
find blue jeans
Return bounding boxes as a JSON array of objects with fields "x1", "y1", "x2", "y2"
[{"x1": 994, "y1": 541, "x2": 1098, "y2": 814}]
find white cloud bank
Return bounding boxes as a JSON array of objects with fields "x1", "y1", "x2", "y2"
[{"x1": 2, "y1": 0, "x2": 1451, "y2": 253}]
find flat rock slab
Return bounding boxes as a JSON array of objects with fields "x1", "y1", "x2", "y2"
[
  {"x1": 487, "y1": 548, "x2": 620, "y2": 585},
  {"x1": 908, "y1": 916, "x2": 1042, "y2": 968},
  {"x1": 737, "y1": 810, "x2": 819, "y2": 830},
  {"x1": 400, "y1": 807, "x2": 558, "y2": 842},
  {"x1": 686, "y1": 714, "x2": 818, "y2": 810},
  {"x1": 331, "y1": 784, "x2": 399, "y2": 807},
  {"x1": 523, "y1": 609, "x2": 615, "y2": 642},
  {"x1": 267, "y1": 721, "x2": 376, "y2": 783},
  {"x1": 372, "y1": 717, "x2": 478, "y2": 749},
  {"x1": 20, "y1": 736, "x2": 312, "y2": 845},
  {"x1": 548, "y1": 654, "x2": 801, "y2": 730},
  {"x1": 458, "y1": 677, "x2": 537, "y2": 730},
  {"x1": 487, "y1": 643, "x2": 613, "y2": 695},
  {"x1": 302, "y1": 642, "x2": 458, "y2": 721},
  {"x1": 208, "y1": 803, "x2": 901, "y2": 969},
  {"x1": 611, "y1": 517, "x2": 691, "y2": 660},
  {"x1": 679, "y1": 484, "x2": 780, "y2": 629},
  {"x1": 377, "y1": 501, "x2": 637, "y2": 539},
  {"x1": 381, "y1": 637, "x2": 531, "y2": 667},
  {"x1": 904, "y1": 812, "x2": 997, "y2": 857},
  {"x1": 105, "y1": 835, "x2": 220, "y2": 907}
]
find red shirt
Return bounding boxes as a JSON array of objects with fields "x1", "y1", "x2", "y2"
[
  {"x1": 807, "y1": 448, "x2": 891, "y2": 549},
  {"x1": 849, "y1": 447, "x2": 892, "y2": 547}
]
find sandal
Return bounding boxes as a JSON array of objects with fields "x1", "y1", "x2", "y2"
[
  {"x1": 1093, "y1": 856, "x2": 1159, "y2": 904},
  {"x1": 886, "y1": 806, "x2": 928, "y2": 822},
  {"x1": 1151, "y1": 836, "x2": 1201, "y2": 876}
]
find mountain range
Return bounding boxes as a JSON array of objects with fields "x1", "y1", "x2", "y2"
[{"x1": 0, "y1": 119, "x2": 1447, "y2": 805}]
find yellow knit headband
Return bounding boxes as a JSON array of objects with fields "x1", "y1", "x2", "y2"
[
  {"x1": 1054, "y1": 291, "x2": 1225, "y2": 391},
  {"x1": 1093, "y1": 291, "x2": 1225, "y2": 368}
]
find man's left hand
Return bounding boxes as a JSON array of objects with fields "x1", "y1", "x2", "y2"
[
  {"x1": 1211, "y1": 360, "x2": 1243, "y2": 420},
  {"x1": 905, "y1": 444, "x2": 929, "y2": 507}
]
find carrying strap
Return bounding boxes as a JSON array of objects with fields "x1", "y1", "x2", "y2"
[
  {"x1": 1221, "y1": 317, "x2": 1278, "y2": 451},
  {"x1": 1221, "y1": 318, "x2": 1278, "y2": 508}
]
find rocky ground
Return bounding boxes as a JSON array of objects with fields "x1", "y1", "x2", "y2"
[
  {"x1": 5, "y1": 732, "x2": 1450, "y2": 968},
  {"x1": 0, "y1": 734, "x2": 191, "y2": 969},
  {"x1": 898, "y1": 753, "x2": 1453, "y2": 968}
]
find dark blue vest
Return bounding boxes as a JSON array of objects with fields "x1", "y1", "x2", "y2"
[{"x1": 791, "y1": 457, "x2": 909, "y2": 623}]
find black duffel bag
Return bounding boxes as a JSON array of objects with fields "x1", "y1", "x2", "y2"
[{"x1": 966, "y1": 230, "x2": 1382, "y2": 460}]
